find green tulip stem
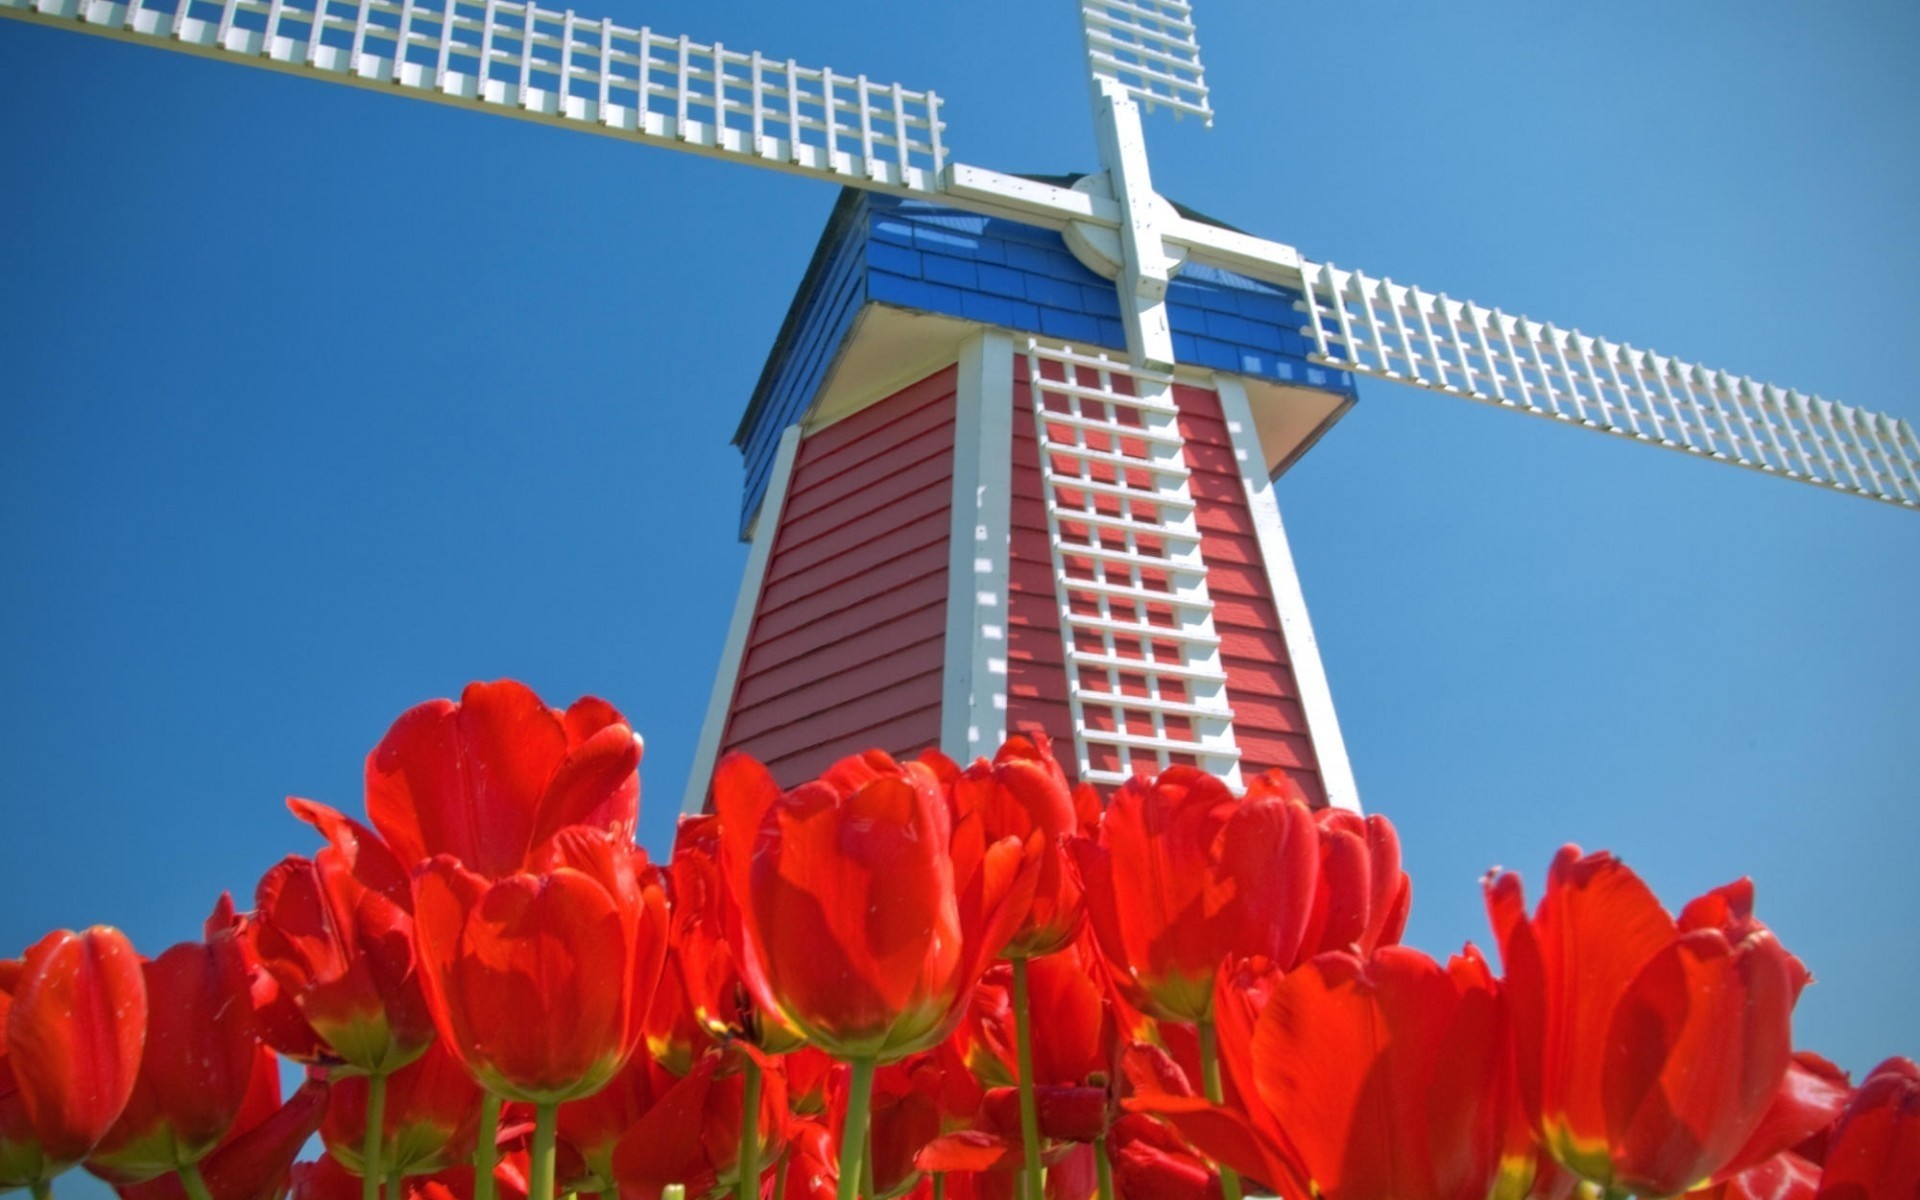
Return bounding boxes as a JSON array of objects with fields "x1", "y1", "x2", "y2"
[
  {"x1": 738, "y1": 1056, "x2": 764, "y2": 1200},
  {"x1": 361, "y1": 1071, "x2": 389, "y2": 1200},
  {"x1": 1010, "y1": 955, "x2": 1047, "y2": 1200},
  {"x1": 1196, "y1": 1018, "x2": 1243, "y2": 1200},
  {"x1": 474, "y1": 1091, "x2": 503, "y2": 1200},
  {"x1": 530, "y1": 1103, "x2": 560, "y2": 1200},
  {"x1": 1093, "y1": 1137, "x2": 1114, "y2": 1200},
  {"x1": 932, "y1": 1175, "x2": 945, "y2": 1200},
  {"x1": 834, "y1": 1058, "x2": 876, "y2": 1200},
  {"x1": 772, "y1": 1152, "x2": 789, "y2": 1200},
  {"x1": 29, "y1": 1183, "x2": 51, "y2": 1200},
  {"x1": 388, "y1": 1169, "x2": 404, "y2": 1200},
  {"x1": 177, "y1": 1163, "x2": 216, "y2": 1200}
]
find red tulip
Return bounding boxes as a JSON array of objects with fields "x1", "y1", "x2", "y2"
[
  {"x1": 1690, "y1": 1153, "x2": 1821, "y2": 1200},
  {"x1": 1108, "y1": 1115, "x2": 1221, "y2": 1200},
  {"x1": 87, "y1": 911, "x2": 260, "y2": 1185},
  {"x1": 1486, "y1": 848, "x2": 1803, "y2": 1197},
  {"x1": 292, "y1": 1154, "x2": 530, "y2": 1200},
  {"x1": 668, "y1": 814, "x2": 805, "y2": 1057},
  {"x1": 856, "y1": 1053, "x2": 983, "y2": 1199},
  {"x1": 553, "y1": 1050, "x2": 677, "y2": 1194},
  {"x1": 1295, "y1": 801, "x2": 1410, "y2": 960},
  {"x1": 964, "y1": 947, "x2": 1112, "y2": 1093},
  {"x1": 368, "y1": 680, "x2": 642, "y2": 879},
  {"x1": 780, "y1": 1120, "x2": 840, "y2": 1200},
  {"x1": 714, "y1": 750, "x2": 1041, "y2": 1062},
  {"x1": 115, "y1": 1072, "x2": 329, "y2": 1200},
  {"x1": 785, "y1": 1047, "x2": 837, "y2": 1119},
  {"x1": 1816, "y1": 1057, "x2": 1920, "y2": 1200},
  {"x1": 1709, "y1": 1053, "x2": 1852, "y2": 1186},
  {"x1": 608, "y1": 1052, "x2": 790, "y2": 1200},
  {"x1": 323, "y1": 1039, "x2": 482, "y2": 1179},
  {"x1": 1135, "y1": 948, "x2": 1513, "y2": 1200},
  {"x1": 250, "y1": 799, "x2": 434, "y2": 1075},
  {"x1": 1071, "y1": 767, "x2": 1318, "y2": 1023},
  {"x1": 412, "y1": 827, "x2": 670, "y2": 1104},
  {"x1": 952, "y1": 734, "x2": 1098, "y2": 960},
  {"x1": 0, "y1": 927, "x2": 147, "y2": 1190},
  {"x1": 1265, "y1": 948, "x2": 1511, "y2": 1200}
]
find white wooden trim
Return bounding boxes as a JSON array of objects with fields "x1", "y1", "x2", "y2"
[
  {"x1": 939, "y1": 331, "x2": 1014, "y2": 763},
  {"x1": 0, "y1": 0, "x2": 948, "y2": 192},
  {"x1": 681, "y1": 423, "x2": 804, "y2": 814},
  {"x1": 1213, "y1": 374, "x2": 1363, "y2": 812},
  {"x1": 1090, "y1": 77, "x2": 1176, "y2": 371},
  {"x1": 1295, "y1": 259, "x2": 1919, "y2": 510}
]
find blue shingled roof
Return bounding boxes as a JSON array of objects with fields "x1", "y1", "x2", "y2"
[{"x1": 733, "y1": 189, "x2": 1355, "y2": 539}]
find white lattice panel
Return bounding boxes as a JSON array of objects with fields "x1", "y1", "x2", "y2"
[
  {"x1": 1298, "y1": 261, "x2": 1920, "y2": 510},
  {"x1": 1026, "y1": 341, "x2": 1239, "y2": 788},
  {"x1": 1080, "y1": 0, "x2": 1210, "y2": 124},
  {"x1": 1, "y1": 0, "x2": 946, "y2": 192}
]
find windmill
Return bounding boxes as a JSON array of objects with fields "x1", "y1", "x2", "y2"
[{"x1": 3, "y1": 2, "x2": 1920, "y2": 1059}]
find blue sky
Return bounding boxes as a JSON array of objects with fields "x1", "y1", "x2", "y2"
[{"x1": 3, "y1": 0, "x2": 1917, "y2": 1137}]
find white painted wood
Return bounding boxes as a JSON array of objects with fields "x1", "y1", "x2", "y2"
[
  {"x1": 1027, "y1": 341, "x2": 1239, "y2": 789},
  {"x1": 1298, "y1": 259, "x2": 1920, "y2": 509},
  {"x1": 1090, "y1": 76, "x2": 1175, "y2": 372},
  {"x1": 0, "y1": 0, "x2": 947, "y2": 193},
  {"x1": 1080, "y1": 0, "x2": 1210, "y2": 123},
  {"x1": 681, "y1": 423, "x2": 803, "y2": 815},
  {"x1": 940, "y1": 331, "x2": 1015, "y2": 764},
  {"x1": 1214, "y1": 375, "x2": 1362, "y2": 813}
]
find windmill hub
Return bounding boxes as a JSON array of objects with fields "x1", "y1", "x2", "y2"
[{"x1": 1062, "y1": 173, "x2": 1187, "y2": 285}]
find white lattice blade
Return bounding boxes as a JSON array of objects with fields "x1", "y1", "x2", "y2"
[
  {"x1": 1297, "y1": 260, "x2": 1920, "y2": 510},
  {"x1": 1, "y1": 0, "x2": 946, "y2": 193},
  {"x1": 1080, "y1": 0, "x2": 1209, "y2": 124}
]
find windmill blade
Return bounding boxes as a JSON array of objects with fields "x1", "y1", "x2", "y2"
[
  {"x1": 1080, "y1": 0, "x2": 1209, "y2": 124},
  {"x1": 0, "y1": 0, "x2": 945, "y2": 192},
  {"x1": 1297, "y1": 260, "x2": 1920, "y2": 510}
]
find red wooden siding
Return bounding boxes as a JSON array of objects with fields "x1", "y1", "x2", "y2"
[
  {"x1": 1173, "y1": 382, "x2": 1327, "y2": 806},
  {"x1": 1004, "y1": 358, "x2": 1330, "y2": 804},
  {"x1": 717, "y1": 367, "x2": 956, "y2": 788}
]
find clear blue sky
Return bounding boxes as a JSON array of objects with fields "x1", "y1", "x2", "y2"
[{"x1": 3, "y1": 1, "x2": 1916, "y2": 1139}]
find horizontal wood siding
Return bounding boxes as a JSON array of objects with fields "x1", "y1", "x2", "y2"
[
  {"x1": 1174, "y1": 383, "x2": 1328, "y2": 806},
  {"x1": 718, "y1": 367, "x2": 957, "y2": 789}
]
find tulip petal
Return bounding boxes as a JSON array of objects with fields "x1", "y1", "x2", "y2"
[
  {"x1": 369, "y1": 683, "x2": 566, "y2": 878},
  {"x1": 88, "y1": 931, "x2": 257, "y2": 1183},
  {"x1": 5, "y1": 928, "x2": 146, "y2": 1170},
  {"x1": 532, "y1": 724, "x2": 641, "y2": 854},
  {"x1": 454, "y1": 870, "x2": 630, "y2": 1101},
  {"x1": 1817, "y1": 1056, "x2": 1920, "y2": 1200},
  {"x1": 916, "y1": 1131, "x2": 1020, "y2": 1173},
  {"x1": 1712, "y1": 1052, "x2": 1851, "y2": 1184},
  {"x1": 609, "y1": 1056, "x2": 717, "y2": 1196},
  {"x1": 1602, "y1": 928, "x2": 1795, "y2": 1197},
  {"x1": 288, "y1": 798, "x2": 413, "y2": 911},
  {"x1": 1507, "y1": 847, "x2": 1679, "y2": 1168},
  {"x1": 117, "y1": 1080, "x2": 329, "y2": 1200},
  {"x1": 751, "y1": 776, "x2": 956, "y2": 1056},
  {"x1": 1218, "y1": 794, "x2": 1317, "y2": 969}
]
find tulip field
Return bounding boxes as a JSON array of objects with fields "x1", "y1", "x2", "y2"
[{"x1": 2, "y1": 679, "x2": 1914, "y2": 1200}]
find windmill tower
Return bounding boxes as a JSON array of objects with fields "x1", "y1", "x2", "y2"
[
  {"x1": 685, "y1": 179, "x2": 1364, "y2": 806},
  {"x1": 3, "y1": 0, "x2": 1914, "y2": 816}
]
